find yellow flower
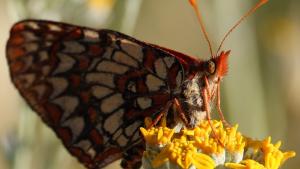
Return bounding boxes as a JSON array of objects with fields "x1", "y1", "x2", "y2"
[
  {"x1": 151, "y1": 136, "x2": 215, "y2": 169},
  {"x1": 141, "y1": 119, "x2": 296, "y2": 169},
  {"x1": 262, "y1": 137, "x2": 296, "y2": 169},
  {"x1": 225, "y1": 159, "x2": 266, "y2": 169},
  {"x1": 140, "y1": 126, "x2": 174, "y2": 146}
]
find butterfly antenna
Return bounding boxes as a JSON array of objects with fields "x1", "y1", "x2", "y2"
[
  {"x1": 189, "y1": 0, "x2": 214, "y2": 58},
  {"x1": 216, "y1": 0, "x2": 268, "y2": 55}
]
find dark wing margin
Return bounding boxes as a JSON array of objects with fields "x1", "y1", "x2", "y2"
[{"x1": 6, "y1": 20, "x2": 185, "y2": 168}]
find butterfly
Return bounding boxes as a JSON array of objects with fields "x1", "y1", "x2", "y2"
[{"x1": 5, "y1": 0, "x2": 267, "y2": 169}]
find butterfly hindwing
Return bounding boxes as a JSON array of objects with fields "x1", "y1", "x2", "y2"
[{"x1": 6, "y1": 20, "x2": 185, "y2": 168}]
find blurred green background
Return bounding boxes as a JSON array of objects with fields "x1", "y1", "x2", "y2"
[{"x1": 0, "y1": 0, "x2": 299, "y2": 168}]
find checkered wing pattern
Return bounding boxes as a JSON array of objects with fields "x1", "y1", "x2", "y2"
[{"x1": 6, "y1": 20, "x2": 185, "y2": 168}]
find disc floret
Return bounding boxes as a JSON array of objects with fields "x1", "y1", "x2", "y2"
[{"x1": 140, "y1": 120, "x2": 295, "y2": 169}]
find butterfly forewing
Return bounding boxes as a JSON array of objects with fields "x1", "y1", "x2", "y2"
[{"x1": 6, "y1": 20, "x2": 185, "y2": 168}]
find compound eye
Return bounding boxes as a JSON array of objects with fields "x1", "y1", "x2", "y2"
[{"x1": 207, "y1": 61, "x2": 216, "y2": 74}]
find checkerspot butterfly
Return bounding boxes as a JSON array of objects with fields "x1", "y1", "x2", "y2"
[{"x1": 6, "y1": 0, "x2": 267, "y2": 168}]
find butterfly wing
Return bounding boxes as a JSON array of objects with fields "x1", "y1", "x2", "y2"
[{"x1": 6, "y1": 20, "x2": 185, "y2": 168}]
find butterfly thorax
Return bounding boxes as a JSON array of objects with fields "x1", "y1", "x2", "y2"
[
  {"x1": 177, "y1": 72, "x2": 213, "y2": 128},
  {"x1": 177, "y1": 51, "x2": 230, "y2": 128}
]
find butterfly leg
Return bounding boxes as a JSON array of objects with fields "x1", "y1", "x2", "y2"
[
  {"x1": 120, "y1": 142, "x2": 145, "y2": 169},
  {"x1": 203, "y1": 87, "x2": 225, "y2": 147},
  {"x1": 216, "y1": 82, "x2": 231, "y2": 128},
  {"x1": 173, "y1": 98, "x2": 189, "y2": 127},
  {"x1": 204, "y1": 75, "x2": 212, "y2": 99},
  {"x1": 147, "y1": 101, "x2": 173, "y2": 129},
  {"x1": 203, "y1": 76, "x2": 225, "y2": 147}
]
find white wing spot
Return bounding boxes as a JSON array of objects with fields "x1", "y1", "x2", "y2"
[
  {"x1": 125, "y1": 121, "x2": 141, "y2": 137},
  {"x1": 84, "y1": 29, "x2": 99, "y2": 39},
  {"x1": 102, "y1": 47, "x2": 113, "y2": 59},
  {"x1": 22, "y1": 55, "x2": 33, "y2": 70},
  {"x1": 75, "y1": 140, "x2": 91, "y2": 151},
  {"x1": 52, "y1": 96, "x2": 78, "y2": 121},
  {"x1": 88, "y1": 57, "x2": 102, "y2": 71},
  {"x1": 113, "y1": 51, "x2": 138, "y2": 68},
  {"x1": 117, "y1": 135, "x2": 128, "y2": 147},
  {"x1": 120, "y1": 40, "x2": 143, "y2": 62},
  {"x1": 146, "y1": 74, "x2": 164, "y2": 91},
  {"x1": 112, "y1": 129, "x2": 122, "y2": 140},
  {"x1": 22, "y1": 31, "x2": 37, "y2": 41},
  {"x1": 108, "y1": 33, "x2": 118, "y2": 48},
  {"x1": 137, "y1": 97, "x2": 152, "y2": 109},
  {"x1": 46, "y1": 34, "x2": 55, "y2": 40},
  {"x1": 47, "y1": 77, "x2": 68, "y2": 98},
  {"x1": 48, "y1": 24, "x2": 62, "y2": 31},
  {"x1": 24, "y1": 42, "x2": 38, "y2": 52},
  {"x1": 45, "y1": 42, "x2": 52, "y2": 47},
  {"x1": 39, "y1": 51, "x2": 49, "y2": 61},
  {"x1": 87, "y1": 148, "x2": 96, "y2": 158},
  {"x1": 26, "y1": 22, "x2": 39, "y2": 29},
  {"x1": 32, "y1": 85, "x2": 46, "y2": 99},
  {"x1": 154, "y1": 58, "x2": 167, "y2": 78},
  {"x1": 176, "y1": 71, "x2": 183, "y2": 88},
  {"x1": 91, "y1": 86, "x2": 114, "y2": 99},
  {"x1": 163, "y1": 57, "x2": 175, "y2": 68},
  {"x1": 104, "y1": 109, "x2": 124, "y2": 134},
  {"x1": 97, "y1": 60, "x2": 129, "y2": 74},
  {"x1": 63, "y1": 117, "x2": 84, "y2": 141},
  {"x1": 18, "y1": 73, "x2": 35, "y2": 88},
  {"x1": 100, "y1": 94, "x2": 124, "y2": 114},
  {"x1": 86, "y1": 72, "x2": 115, "y2": 88},
  {"x1": 53, "y1": 53, "x2": 76, "y2": 74},
  {"x1": 63, "y1": 41, "x2": 85, "y2": 53},
  {"x1": 132, "y1": 131, "x2": 140, "y2": 142}
]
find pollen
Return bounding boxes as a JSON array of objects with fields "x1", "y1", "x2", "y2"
[
  {"x1": 140, "y1": 126, "x2": 174, "y2": 146},
  {"x1": 141, "y1": 119, "x2": 296, "y2": 169},
  {"x1": 150, "y1": 136, "x2": 215, "y2": 169}
]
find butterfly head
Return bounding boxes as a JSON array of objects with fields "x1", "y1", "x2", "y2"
[
  {"x1": 207, "y1": 50, "x2": 230, "y2": 79},
  {"x1": 190, "y1": 50, "x2": 230, "y2": 83},
  {"x1": 202, "y1": 50, "x2": 229, "y2": 100}
]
